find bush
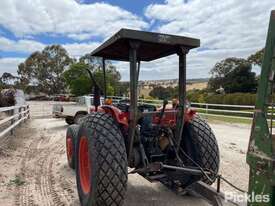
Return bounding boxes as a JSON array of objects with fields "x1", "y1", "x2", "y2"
[
  {"x1": 187, "y1": 89, "x2": 208, "y2": 103},
  {"x1": 0, "y1": 89, "x2": 16, "y2": 107},
  {"x1": 187, "y1": 89, "x2": 256, "y2": 105},
  {"x1": 149, "y1": 86, "x2": 177, "y2": 100}
]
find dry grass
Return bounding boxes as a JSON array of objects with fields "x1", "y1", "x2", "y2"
[{"x1": 139, "y1": 82, "x2": 208, "y2": 98}]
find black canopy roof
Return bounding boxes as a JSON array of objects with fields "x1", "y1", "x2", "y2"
[{"x1": 91, "y1": 29, "x2": 200, "y2": 62}]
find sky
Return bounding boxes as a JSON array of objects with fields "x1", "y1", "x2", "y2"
[{"x1": 0, "y1": 0, "x2": 274, "y2": 81}]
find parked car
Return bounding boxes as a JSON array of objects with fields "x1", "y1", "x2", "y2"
[{"x1": 52, "y1": 95, "x2": 104, "y2": 124}]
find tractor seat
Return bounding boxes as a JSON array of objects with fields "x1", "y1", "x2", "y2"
[
  {"x1": 138, "y1": 104, "x2": 157, "y2": 112},
  {"x1": 116, "y1": 100, "x2": 157, "y2": 113}
]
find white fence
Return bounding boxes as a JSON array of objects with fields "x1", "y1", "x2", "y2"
[
  {"x1": 108, "y1": 96, "x2": 255, "y2": 120},
  {"x1": 190, "y1": 102, "x2": 255, "y2": 120},
  {"x1": 42, "y1": 95, "x2": 256, "y2": 120},
  {"x1": 0, "y1": 105, "x2": 30, "y2": 138}
]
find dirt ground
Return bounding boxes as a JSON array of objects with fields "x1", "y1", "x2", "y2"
[{"x1": 0, "y1": 101, "x2": 250, "y2": 206}]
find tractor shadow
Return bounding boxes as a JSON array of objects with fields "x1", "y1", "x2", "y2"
[
  {"x1": 50, "y1": 124, "x2": 68, "y2": 131},
  {"x1": 125, "y1": 174, "x2": 209, "y2": 206}
]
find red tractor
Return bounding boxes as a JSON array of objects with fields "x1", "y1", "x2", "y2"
[{"x1": 66, "y1": 29, "x2": 220, "y2": 206}]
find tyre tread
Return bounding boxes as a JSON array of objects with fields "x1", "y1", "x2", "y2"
[
  {"x1": 190, "y1": 116, "x2": 220, "y2": 184},
  {"x1": 80, "y1": 112, "x2": 127, "y2": 206}
]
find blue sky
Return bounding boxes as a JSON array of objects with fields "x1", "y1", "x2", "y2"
[{"x1": 0, "y1": 0, "x2": 274, "y2": 80}]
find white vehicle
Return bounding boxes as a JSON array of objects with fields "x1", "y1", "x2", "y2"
[{"x1": 52, "y1": 96, "x2": 104, "y2": 125}]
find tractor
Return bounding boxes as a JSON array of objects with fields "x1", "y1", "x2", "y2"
[{"x1": 66, "y1": 29, "x2": 222, "y2": 205}]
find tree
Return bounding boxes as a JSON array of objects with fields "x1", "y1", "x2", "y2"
[
  {"x1": 149, "y1": 86, "x2": 177, "y2": 99},
  {"x1": 0, "y1": 88, "x2": 16, "y2": 107},
  {"x1": 248, "y1": 48, "x2": 264, "y2": 66},
  {"x1": 0, "y1": 72, "x2": 18, "y2": 87},
  {"x1": 0, "y1": 79, "x2": 4, "y2": 90},
  {"x1": 208, "y1": 58, "x2": 257, "y2": 93},
  {"x1": 79, "y1": 54, "x2": 103, "y2": 68},
  {"x1": 63, "y1": 63, "x2": 92, "y2": 96},
  {"x1": 116, "y1": 82, "x2": 129, "y2": 96},
  {"x1": 64, "y1": 57, "x2": 122, "y2": 96},
  {"x1": 17, "y1": 45, "x2": 72, "y2": 95}
]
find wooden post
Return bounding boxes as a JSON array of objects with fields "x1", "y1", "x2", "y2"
[
  {"x1": 10, "y1": 108, "x2": 14, "y2": 135},
  {"x1": 19, "y1": 107, "x2": 22, "y2": 125},
  {"x1": 27, "y1": 105, "x2": 30, "y2": 119}
]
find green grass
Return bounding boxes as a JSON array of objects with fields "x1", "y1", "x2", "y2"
[{"x1": 200, "y1": 114, "x2": 252, "y2": 125}]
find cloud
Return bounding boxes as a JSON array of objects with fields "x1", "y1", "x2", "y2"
[
  {"x1": 0, "y1": 57, "x2": 25, "y2": 76},
  {"x1": 143, "y1": 0, "x2": 275, "y2": 79},
  {"x1": 63, "y1": 42, "x2": 100, "y2": 57},
  {"x1": 0, "y1": 37, "x2": 45, "y2": 53},
  {"x1": 0, "y1": 0, "x2": 148, "y2": 40},
  {"x1": 0, "y1": 34, "x2": 100, "y2": 57},
  {"x1": 0, "y1": 38, "x2": 101, "y2": 76}
]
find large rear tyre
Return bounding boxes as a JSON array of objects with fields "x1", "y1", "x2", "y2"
[
  {"x1": 165, "y1": 115, "x2": 220, "y2": 187},
  {"x1": 76, "y1": 112, "x2": 128, "y2": 206},
  {"x1": 74, "y1": 112, "x2": 87, "y2": 124},
  {"x1": 66, "y1": 124, "x2": 80, "y2": 169}
]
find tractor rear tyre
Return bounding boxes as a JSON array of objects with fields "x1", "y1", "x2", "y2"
[
  {"x1": 76, "y1": 112, "x2": 128, "y2": 206},
  {"x1": 165, "y1": 115, "x2": 219, "y2": 188},
  {"x1": 74, "y1": 112, "x2": 87, "y2": 124},
  {"x1": 66, "y1": 124, "x2": 80, "y2": 169},
  {"x1": 182, "y1": 115, "x2": 219, "y2": 185}
]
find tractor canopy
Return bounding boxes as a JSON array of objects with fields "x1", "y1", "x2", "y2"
[{"x1": 90, "y1": 28, "x2": 200, "y2": 61}]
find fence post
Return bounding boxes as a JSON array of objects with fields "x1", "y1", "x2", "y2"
[
  {"x1": 19, "y1": 107, "x2": 22, "y2": 125},
  {"x1": 10, "y1": 108, "x2": 14, "y2": 135},
  {"x1": 27, "y1": 105, "x2": 30, "y2": 119},
  {"x1": 23, "y1": 106, "x2": 26, "y2": 122}
]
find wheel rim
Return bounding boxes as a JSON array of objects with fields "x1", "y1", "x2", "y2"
[
  {"x1": 79, "y1": 136, "x2": 91, "y2": 194},
  {"x1": 66, "y1": 136, "x2": 73, "y2": 163}
]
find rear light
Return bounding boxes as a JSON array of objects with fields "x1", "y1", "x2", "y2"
[{"x1": 105, "y1": 98, "x2": 113, "y2": 105}]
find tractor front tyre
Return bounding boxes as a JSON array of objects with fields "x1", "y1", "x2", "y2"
[
  {"x1": 66, "y1": 124, "x2": 80, "y2": 169},
  {"x1": 76, "y1": 113, "x2": 128, "y2": 206}
]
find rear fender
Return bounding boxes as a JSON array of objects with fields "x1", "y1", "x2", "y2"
[
  {"x1": 151, "y1": 108, "x2": 197, "y2": 127},
  {"x1": 101, "y1": 105, "x2": 129, "y2": 127},
  {"x1": 90, "y1": 105, "x2": 129, "y2": 127},
  {"x1": 185, "y1": 108, "x2": 197, "y2": 123}
]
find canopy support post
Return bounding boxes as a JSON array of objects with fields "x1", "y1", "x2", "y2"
[
  {"x1": 128, "y1": 41, "x2": 140, "y2": 164},
  {"x1": 176, "y1": 47, "x2": 189, "y2": 151},
  {"x1": 102, "y1": 58, "x2": 107, "y2": 100}
]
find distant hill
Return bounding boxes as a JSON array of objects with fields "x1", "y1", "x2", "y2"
[
  {"x1": 121, "y1": 78, "x2": 209, "y2": 85},
  {"x1": 127, "y1": 78, "x2": 209, "y2": 97},
  {"x1": 186, "y1": 78, "x2": 209, "y2": 83}
]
